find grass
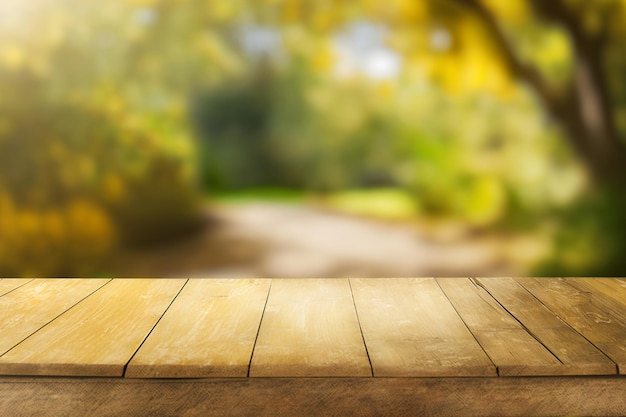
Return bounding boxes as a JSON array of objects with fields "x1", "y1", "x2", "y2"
[
  {"x1": 209, "y1": 186, "x2": 421, "y2": 222},
  {"x1": 209, "y1": 187, "x2": 308, "y2": 204},
  {"x1": 319, "y1": 188, "x2": 421, "y2": 221}
]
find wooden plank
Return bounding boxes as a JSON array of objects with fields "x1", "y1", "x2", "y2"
[
  {"x1": 126, "y1": 279, "x2": 270, "y2": 378},
  {"x1": 437, "y1": 278, "x2": 568, "y2": 376},
  {"x1": 249, "y1": 279, "x2": 370, "y2": 377},
  {"x1": 0, "y1": 279, "x2": 33, "y2": 297},
  {"x1": 477, "y1": 278, "x2": 616, "y2": 375},
  {"x1": 0, "y1": 278, "x2": 109, "y2": 356},
  {"x1": 518, "y1": 277, "x2": 626, "y2": 374},
  {"x1": 570, "y1": 278, "x2": 626, "y2": 308},
  {"x1": 351, "y1": 278, "x2": 495, "y2": 377},
  {"x1": 2, "y1": 377, "x2": 626, "y2": 417},
  {"x1": 0, "y1": 279, "x2": 186, "y2": 377}
]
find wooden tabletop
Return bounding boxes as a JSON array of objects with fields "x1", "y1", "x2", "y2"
[{"x1": 0, "y1": 277, "x2": 625, "y2": 378}]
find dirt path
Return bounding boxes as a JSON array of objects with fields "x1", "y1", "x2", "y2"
[{"x1": 110, "y1": 202, "x2": 530, "y2": 278}]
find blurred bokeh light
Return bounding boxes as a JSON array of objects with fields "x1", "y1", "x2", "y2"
[{"x1": 2, "y1": 0, "x2": 626, "y2": 278}]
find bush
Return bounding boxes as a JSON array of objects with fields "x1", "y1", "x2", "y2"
[
  {"x1": 534, "y1": 188, "x2": 626, "y2": 276},
  {"x1": 0, "y1": 70, "x2": 200, "y2": 276}
]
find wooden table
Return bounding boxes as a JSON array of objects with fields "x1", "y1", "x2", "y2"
[{"x1": 1, "y1": 277, "x2": 626, "y2": 416}]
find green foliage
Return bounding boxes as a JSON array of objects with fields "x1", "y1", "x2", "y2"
[
  {"x1": 2, "y1": 0, "x2": 626, "y2": 277},
  {"x1": 212, "y1": 188, "x2": 306, "y2": 204},
  {"x1": 0, "y1": 66, "x2": 199, "y2": 276},
  {"x1": 535, "y1": 188, "x2": 626, "y2": 276},
  {"x1": 192, "y1": 58, "x2": 408, "y2": 192},
  {"x1": 322, "y1": 188, "x2": 420, "y2": 221},
  {"x1": 191, "y1": 67, "x2": 283, "y2": 190}
]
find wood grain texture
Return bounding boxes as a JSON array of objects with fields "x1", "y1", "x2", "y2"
[
  {"x1": 4, "y1": 376, "x2": 626, "y2": 417},
  {"x1": 126, "y1": 279, "x2": 270, "y2": 378},
  {"x1": 352, "y1": 278, "x2": 495, "y2": 377},
  {"x1": 437, "y1": 278, "x2": 566, "y2": 376},
  {"x1": 570, "y1": 278, "x2": 626, "y2": 309},
  {"x1": 0, "y1": 279, "x2": 33, "y2": 297},
  {"x1": 518, "y1": 277, "x2": 626, "y2": 374},
  {"x1": 249, "y1": 279, "x2": 371, "y2": 377},
  {"x1": 1, "y1": 277, "x2": 626, "y2": 381},
  {"x1": 0, "y1": 279, "x2": 109, "y2": 356},
  {"x1": 477, "y1": 278, "x2": 616, "y2": 375},
  {"x1": 0, "y1": 279, "x2": 186, "y2": 377}
]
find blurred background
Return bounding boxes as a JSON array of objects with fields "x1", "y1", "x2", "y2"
[{"x1": 2, "y1": 0, "x2": 626, "y2": 278}]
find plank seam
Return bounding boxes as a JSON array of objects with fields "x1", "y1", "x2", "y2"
[
  {"x1": 122, "y1": 279, "x2": 190, "y2": 378},
  {"x1": 348, "y1": 278, "x2": 374, "y2": 377},
  {"x1": 472, "y1": 278, "x2": 565, "y2": 366},
  {"x1": 515, "y1": 278, "x2": 620, "y2": 374},
  {"x1": 563, "y1": 279, "x2": 626, "y2": 327},
  {"x1": 563, "y1": 279, "x2": 626, "y2": 374},
  {"x1": 0, "y1": 278, "x2": 113, "y2": 358},
  {"x1": 436, "y1": 278, "x2": 499, "y2": 377},
  {"x1": 0, "y1": 279, "x2": 35, "y2": 298},
  {"x1": 247, "y1": 279, "x2": 273, "y2": 378}
]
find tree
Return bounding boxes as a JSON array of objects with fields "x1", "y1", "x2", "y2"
[
  {"x1": 445, "y1": 0, "x2": 626, "y2": 184},
  {"x1": 233, "y1": 0, "x2": 626, "y2": 185}
]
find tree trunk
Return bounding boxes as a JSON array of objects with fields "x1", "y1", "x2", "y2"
[
  {"x1": 551, "y1": 53, "x2": 626, "y2": 184},
  {"x1": 452, "y1": 0, "x2": 626, "y2": 185},
  {"x1": 537, "y1": 1, "x2": 626, "y2": 185}
]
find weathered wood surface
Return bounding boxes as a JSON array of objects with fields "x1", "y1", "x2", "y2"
[
  {"x1": 0, "y1": 279, "x2": 185, "y2": 377},
  {"x1": 476, "y1": 278, "x2": 617, "y2": 375},
  {"x1": 126, "y1": 279, "x2": 270, "y2": 378},
  {"x1": 437, "y1": 278, "x2": 565, "y2": 376},
  {"x1": 571, "y1": 278, "x2": 626, "y2": 308},
  {"x1": 0, "y1": 277, "x2": 625, "y2": 380},
  {"x1": 351, "y1": 278, "x2": 495, "y2": 376},
  {"x1": 0, "y1": 278, "x2": 33, "y2": 297},
  {"x1": 2, "y1": 376, "x2": 626, "y2": 417},
  {"x1": 249, "y1": 279, "x2": 371, "y2": 377},
  {"x1": 0, "y1": 279, "x2": 109, "y2": 356},
  {"x1": 518, "y1": 277, "x2": 626, "y2": 374}
]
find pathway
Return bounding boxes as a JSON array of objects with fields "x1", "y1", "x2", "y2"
[{"x1": 110, "y1": 202, "x2": 535, "y2": 278}]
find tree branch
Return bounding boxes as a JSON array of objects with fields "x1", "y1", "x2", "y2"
[
  {"x1": 447, "y1": 0, "x2": 562, "y2": 113},
  {"x1": 529, "y1": 0, "x2": 624, "y2": 159},
  {"x1": 527, "y1": 0, "x2": 594, "y2": 47},
  {"x1": 445, "y1": 0, "x2": 626, "y2": 182}
]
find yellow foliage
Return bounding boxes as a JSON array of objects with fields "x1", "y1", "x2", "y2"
[
  {"x1": 104, "y1": 95, "x2": 126, "y2": 116},
  {"x1": 206, "y1": 1, "x2": 237, "y2": 21},
  {"x1": 325, "y1": 188, "x2": 420, "y2": 221},
  {"x1": 420, "y1": 17, "x2": 515, "y2": 98},
  {"x1": 361, "y1": 0, "x2": 427, "y2": 25},
  {"x1": 0, "y1": 120, "x2": 8, "y2": 138},
  {"x1": 0, "y1": 45, "x2": 25, "y2": 69},
  {"x1": 18, "y1": 210, "x2": 40, "y2": 236},
  {"x1": 305, "y1": 87, "x2": 334, "y2": 110},
  {"x1": 457, "y1": 176, "x2": 507, "y2": 227},
  {"x1": 482, "y1": 0, "x2": 531, "y2": 23},
  {"x1": 326, "y1": 97, "x2": 367, "y2": 134},
  {"x1": 123, "y1": 0, "x2": 158, "y2": 5},
  {"x1": 311, "y1": 44, "x2": 335, "y2": 71},
  {"x1": 194, "y1": 32, "x2": 243, "y2": 75},
  {"x1": 0, "y1": 194, "x2": 118, "y2": 276},
  {"x1": 0, "y1": 194, "x2": 16, "y2": 244},
  {"x1": 529, "y1": 29, "x2": 573, "y2": 83},
  {"x1": 42, "y1": 12, "x2": 68, "y2": 48},
  {"x1": 396, "y1": 0, "x2": 427, "y2": 23},
  {"x1": 77, "y1": 156, "x2": 96, "y2": 181},
  {"x1": 104, "y1": 174, "x2": 127, "y2": 203},
  {"x1": 66, "y1": 199, "x2": 118, "y2": 254},
  {"x1": 42, "y1": 210, "x2": 66, "y2": 243},
  {"x1": 281, "y1": 1, "x2": 302, "y2": 23},
  {"x1": 375, "y1": 80, "x2": 395, "y2": 99},
  {"x1": 312, "y1": 11, "x2": 334, "y2": 32}
]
